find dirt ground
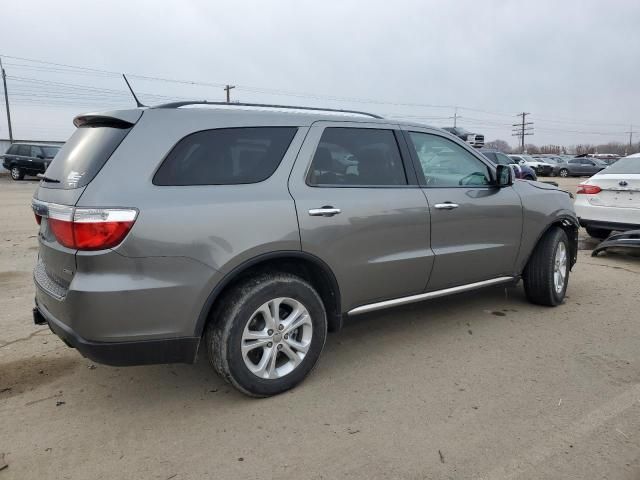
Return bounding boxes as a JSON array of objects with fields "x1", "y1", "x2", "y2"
[{"x1": 0, "y1": 175, "x2": 638, "y2": 480}]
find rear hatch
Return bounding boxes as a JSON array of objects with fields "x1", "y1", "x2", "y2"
[
  {"x1": 33, "y1": 110, "x2": 142, "y2": 296},
  {"x1": 588, "y1": 174, "x2": 640, "y2": 209}
]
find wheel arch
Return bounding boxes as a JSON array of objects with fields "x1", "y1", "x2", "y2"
[
  {"x1": 523, "y1": 216, "x2": 579, "y2": 273},
  {"x1": 195, "y1": 251, "x2": 343, "y2": 337}
]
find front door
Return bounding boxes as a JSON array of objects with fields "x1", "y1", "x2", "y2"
[
  {"x1": 288, "y1": 121, "x2": 433, "y2": 312},
  {"x1": 403, "y1": 128, "x2": 523, "y2": 291}
]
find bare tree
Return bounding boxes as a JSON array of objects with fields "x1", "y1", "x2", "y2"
[{"x1": 484, "y1": 139, "x2": 512, "y2": 152}]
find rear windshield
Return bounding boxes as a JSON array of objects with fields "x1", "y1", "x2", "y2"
[
  {"x1": 154, "y1": 127, "x2": 297, "y2": 186},
  {"x1": 601, "y1": 157, "x2": 640, "y2": 174},
  {"x1": 43, "y1": 125, "x2": 131, "y2": 189}
]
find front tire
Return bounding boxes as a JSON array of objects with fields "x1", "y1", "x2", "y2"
[
  {"x1": 558, "y1": 168, "x2": 569, "y2": 178},
  {"x1": 523, "y1": 228, "x2": 570, "y2": 306},
  {"x1": 586, "y1": 227, "x2": 611, "y2": 239},
  {"x1": 10, "y1": 166, "x2": 24, "y2": 181},
  {"x1": 206, "y1": 272, "x2": 327, "y2": 397}
]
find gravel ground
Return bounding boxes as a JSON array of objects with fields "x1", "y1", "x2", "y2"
[{"x1": 0, "y1": 175, "x2": 638, "y2": 480}]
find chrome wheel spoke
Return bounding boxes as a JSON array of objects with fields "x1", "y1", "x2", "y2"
[
  {"x1": 283, "y1": 312, "x2": 311, "y2": 335},
  {"x1": 285, "y1": 337, "x2": 310, "y2": 354},
  {"x1": 280, "y1": 342, "x2": 302, "y2": 367},
  {"x1": 241, "y1": 337, "x2": 271, "y2": 356}
]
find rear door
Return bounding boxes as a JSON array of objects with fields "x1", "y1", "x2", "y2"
[
  {"x1": 30, "y1": 146, "x2": 46, "y2": 172},
  {"x1": 402, "y1": 127, "x2": 523, "y2": 291},
  {"x1": 288, "y1": 121, "x2": 432, "y2": 311},
  {"x1": 16, "y1": 144, "x2": 32, "y2": 170},
  {"x1": 568, "y1": 159, "x2": 583, "y2": 175}
]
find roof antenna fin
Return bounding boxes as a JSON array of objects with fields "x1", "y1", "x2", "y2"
[{"x1": 122, "y1": 74, "x2": 146, "y2": 108}]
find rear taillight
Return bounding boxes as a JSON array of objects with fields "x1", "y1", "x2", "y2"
[
  {"x1": 576, "y1": 184, "x2": 601, "y2": 195},
  {"x1": 40, "y1": 204, "x2": 137, "y2": 250}
]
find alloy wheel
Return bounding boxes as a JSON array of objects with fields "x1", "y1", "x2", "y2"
[
  {"x1": 553, "y1": 242, "x2": 568, "y2": 294},
  {"x1": 241, "y1": 297, "x2": 313, "y2": 379}
]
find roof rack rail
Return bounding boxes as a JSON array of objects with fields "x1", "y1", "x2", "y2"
[{"x1": 152, "y1": 101, "x2": 383, "y2": 119}]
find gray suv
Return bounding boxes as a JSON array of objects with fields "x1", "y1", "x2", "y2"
[{"x1": 31, "y1": 102, "x2": 578, "y2": 397}]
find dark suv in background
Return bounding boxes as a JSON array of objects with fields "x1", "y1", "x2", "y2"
[{"x1": 1, "y1": 143, "x2": 61, "y2": 180}]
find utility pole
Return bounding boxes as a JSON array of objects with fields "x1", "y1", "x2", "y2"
[
  {"x1": 0, "y1": 57, "x2": 14, "y2": 143},
  {"x1": 224, "y1": 85, "x2": 236, "y2": 104},
  {"x1": 512, "y1": 112, "x2": 533, "y2": 153},
  {"x1": 449, "y1": 106, "x2": 461, "y2": 127},
  {"x1": 625, "y1": 125, "x2": 634, "y2": 153}
]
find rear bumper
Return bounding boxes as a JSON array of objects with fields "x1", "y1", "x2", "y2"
[
  {"x1": 578, "y1": 219, "x2": 640, "y2": 232},
  {"x1": 34, "y1": 301, "x2": 200, "y2": 366},
  {"x1": 575, "y1": 201, "x2": 640, "y2": 231}
]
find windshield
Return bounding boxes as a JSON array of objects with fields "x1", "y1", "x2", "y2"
[{"x1": 600, "y1": 157, "x2": 640, "y2": 174}]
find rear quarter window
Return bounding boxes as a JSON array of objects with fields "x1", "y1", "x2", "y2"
[{"x1": 154, "y1": 127, "x2": 297, "y2": 186}]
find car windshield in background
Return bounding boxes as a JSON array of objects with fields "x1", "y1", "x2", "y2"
[{"x1": 599, "y1": 157, "x2": 640, "y2": 174}]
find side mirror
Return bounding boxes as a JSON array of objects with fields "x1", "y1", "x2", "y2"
[{"x1": 495, "y1": 164, "x2": 513, "y2": 187}]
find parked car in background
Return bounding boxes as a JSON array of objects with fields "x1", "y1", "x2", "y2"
[
  {"x1": 1, "y1": 143, "x2": 61, "y2": 180},
  {"x1": 574, "y1": 154, "x2": 640, "y2": 238},
  {"x1": 554, "y1": 157, "x2": 607, "y2": 178},
  {"x1": 508, "y1": 154, "x2": 553, "y2": 176},
  {"x1": 479, "y1": 148, "x2": 537, "y2": 180},
  {"x1": 441, "y1": 127, "x2": 484, "y2": 148},
  {"x1": 30, "y1": 103, "x2": 578, "y2": 397}
]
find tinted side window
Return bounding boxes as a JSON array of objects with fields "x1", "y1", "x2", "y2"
[
  {"x1": 308, "y1": 128, "x2": 407, "y2": 186},
  {"x1": 154, "y1": 127, "x2": 297, "y2": 186},
  {"x1": 408, "y1": 132, "x2": 491, "y2": 187},
  {"x1": 31, "y1": 146, "x2": 43, "y2": 157},
  {"x1": 569, "y1": 159, "x2": 580, "y2": 164},
  {"x1": 17, "y1": 145, "x2": 31, "y2": 156}
]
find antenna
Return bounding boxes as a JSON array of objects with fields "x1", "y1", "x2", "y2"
[{"x1": 122, "y1": 74, "x2": 145, "y2": 108}]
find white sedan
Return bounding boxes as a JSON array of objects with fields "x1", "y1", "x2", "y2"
[{"x1": 574, "y1": 153, "x2": 640, "y2": 238}]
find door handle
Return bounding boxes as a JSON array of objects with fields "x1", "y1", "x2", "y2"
[
  {"x1": 434, "y1": 203, "x2": 459, "y2": 210},
  {"x1": 308, "y1": 206, "x2": 341, "y2": 217}
]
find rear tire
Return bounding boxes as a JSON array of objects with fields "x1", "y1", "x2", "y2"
[
  {"x1": 586, "y1": 227, "x2": 611, "y2": 239},
  {"x1": 206, "y1": 272, "x2": 327, "y2": 397},
  {"x1": 10, "y1": 166, "x2": 24, "y2": 181},
  {"x1": 523, "y1": 227, "x2": 570, "y2": 306},
  {"x1": 559, "y1": 168, "x2": 569, "y2": 177}
]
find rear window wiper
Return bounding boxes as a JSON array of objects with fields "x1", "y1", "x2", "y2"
[{"x1": 41, "y1": 176, "x2": 61, "y2": 183}]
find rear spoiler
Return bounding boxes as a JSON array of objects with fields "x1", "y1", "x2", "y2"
[{"x1": 73, "y1": 109, "x2": 143, "y2": 128}]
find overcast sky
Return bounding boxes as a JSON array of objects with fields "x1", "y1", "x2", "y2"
[{"x1": 1, "y1": 0, "x2": 638, "y2": 147}]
